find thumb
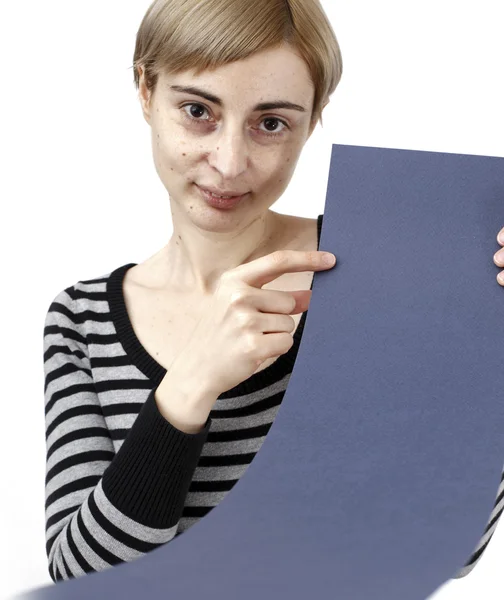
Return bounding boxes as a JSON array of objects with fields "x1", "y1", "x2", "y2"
[{"x1": 288, "y1": 289, "x2": 312, "y2": 315}]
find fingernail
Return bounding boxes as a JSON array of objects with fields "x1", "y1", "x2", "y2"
[
  {"x1": 499, "y1": 232, "x2": 504, "y2": 244},
  {"x1": 323, "y1": 253, "x2": 336, "y2": 266}
]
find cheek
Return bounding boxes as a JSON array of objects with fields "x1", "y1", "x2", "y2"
[
  {"x1": 153, "y1": 140, "x2": 201, "y2": 191},
  {"x1": 260, "y1": 150, "x2": 298, "y2": 188},
  {"x1": 153, "y1": 132, "x2": 188, "y2": 166}
]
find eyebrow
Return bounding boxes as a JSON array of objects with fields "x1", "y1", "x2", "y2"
[{"x1": 169, "y1": 85, "x2": 307, "y2": 113}]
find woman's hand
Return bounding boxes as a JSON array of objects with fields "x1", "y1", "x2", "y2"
[{"x1": 494, "y1": 227, "x2": 504, "y2": 286}]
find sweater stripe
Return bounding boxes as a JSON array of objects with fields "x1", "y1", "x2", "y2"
[{"x1": 42, "y1": 215, "x2": 501, "y2": 582}]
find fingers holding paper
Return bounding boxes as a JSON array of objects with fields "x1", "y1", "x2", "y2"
[{"x1": 494, "y1": 227, "x2": 504, "y2": 286}]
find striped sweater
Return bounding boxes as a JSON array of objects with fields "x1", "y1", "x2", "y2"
[{"x1": 43, "y1": 213, "x2": 502, "y2": 583}]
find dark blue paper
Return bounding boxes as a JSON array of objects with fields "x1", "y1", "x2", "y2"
[{"x1": 26, "y1": 144, "x2": 504, "y2": 600}]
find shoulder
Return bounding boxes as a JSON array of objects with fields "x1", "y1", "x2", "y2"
[
  {"x1": 43, "y1": 285, "x2": 86, "y2": 357},
  {"x1": 45, "y1": 266, "x2": 114, "y2": 315},
  {"x1": 44, "y1": 265, "x2": 117, "y2": 337},
  {"x1": 44, "y1": 286, "x2": 77, "y2": 322}
]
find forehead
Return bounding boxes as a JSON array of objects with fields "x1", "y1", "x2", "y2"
[{"x1": 161, "y1": 44, "x2": 314, "y2": 108}]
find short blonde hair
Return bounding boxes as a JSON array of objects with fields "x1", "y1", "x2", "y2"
[{"x1": 132, "y1": 0, "x2": 343, "y2": 128}]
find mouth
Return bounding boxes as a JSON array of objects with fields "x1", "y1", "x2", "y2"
[{"x1": 196, "y1": 184, "x2": 249, "y2": 209}]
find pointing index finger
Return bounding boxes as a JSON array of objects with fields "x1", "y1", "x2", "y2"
[{"x1": 233, "y1": 250, "x2": 336, "y2": 289}]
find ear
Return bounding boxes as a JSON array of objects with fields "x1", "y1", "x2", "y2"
[
  {"x1": 307, "y1": 100, "x2": 329, "y2": 140},
  {"x1": 137, "y1": 65, "x2": 153, "y2": 125}
]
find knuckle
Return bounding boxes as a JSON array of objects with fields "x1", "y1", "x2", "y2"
[
  {"x1": 220, "y1": 269, "x2": 239, "y2": 287},
  {"x1": 282, "y1": 332, "x2": 295, "y2": 349},
  {"x1": 235, "y1": 310, "x2": 255, "y2": 329},
  {"x1": 306, "y1": 251, "x2": 321, "y2": 267},
  {"x1": 270, "y1": 250, "x2": 290, "y2": 266},
  {"x1": 243, "y1": 332, "x2": 259, "y2": 355},
  {"x1": 279, "y1": 314, "x2": 293, "y2": 332},
  {"x1": 229, "y1": 288, "x2": 248, "y2": 306},
  {"x1": 220, "y1": 269, "x2": 232, "y2": 283}
]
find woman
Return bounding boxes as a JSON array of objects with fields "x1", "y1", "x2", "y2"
[{"x1": 43, "y1": 0, "x2": 504, "y2": 584}]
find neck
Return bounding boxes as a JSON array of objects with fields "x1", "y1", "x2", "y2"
[{"x1": 159, "y1": 204, "x2": 283, "y2": 295}]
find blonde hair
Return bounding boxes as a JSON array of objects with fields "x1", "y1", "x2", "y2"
[{"x1": 131, "y1": 0, "x2": 343, "y2": 128}]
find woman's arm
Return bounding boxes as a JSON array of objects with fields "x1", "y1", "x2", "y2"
[
  {"x1": 43, "y1": 288, "x2": 212, "y2": 581},
  {"x1": 452, "y1": 470, "x2": 504, "y2": 578}
]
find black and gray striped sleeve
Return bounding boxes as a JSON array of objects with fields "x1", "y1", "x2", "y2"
[
  {"x1": 43, "y1": 287, "x2": 212, "y2": 582},
  {"x1": 452, "y1": 470, "x2": 504, "y2": 578}
]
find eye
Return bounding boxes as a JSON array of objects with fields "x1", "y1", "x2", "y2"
[
  {"x1": 258, "y1": 117, "x2": 288, "y2": 137},
  {"x1": 181, "y1": 103, "x2": 211, "y2": 122}
]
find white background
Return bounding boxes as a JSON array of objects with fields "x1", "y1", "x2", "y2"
[{"x1": 0, "y1": 0, "x2": 503, "y2": 598}]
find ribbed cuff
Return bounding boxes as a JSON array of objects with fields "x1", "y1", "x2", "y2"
[{"x1": 102, "y1": 388, "x2": 212, "y2": 528}]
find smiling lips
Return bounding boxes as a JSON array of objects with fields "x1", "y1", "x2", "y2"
[
  {"x1": 197, "y1": 184, "x2": 249, "y2": 209},
  {"x1": 198, "y1": 184, "x2": 250, "y2": 198}
]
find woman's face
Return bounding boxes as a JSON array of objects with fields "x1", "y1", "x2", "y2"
[{"x1": 138, "y1": 43, "x2": 317, "y2": 226}]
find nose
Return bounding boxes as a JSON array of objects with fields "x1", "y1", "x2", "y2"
[{"x1": 207, "y1": 122, "x2": 249, "y2": 179}]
